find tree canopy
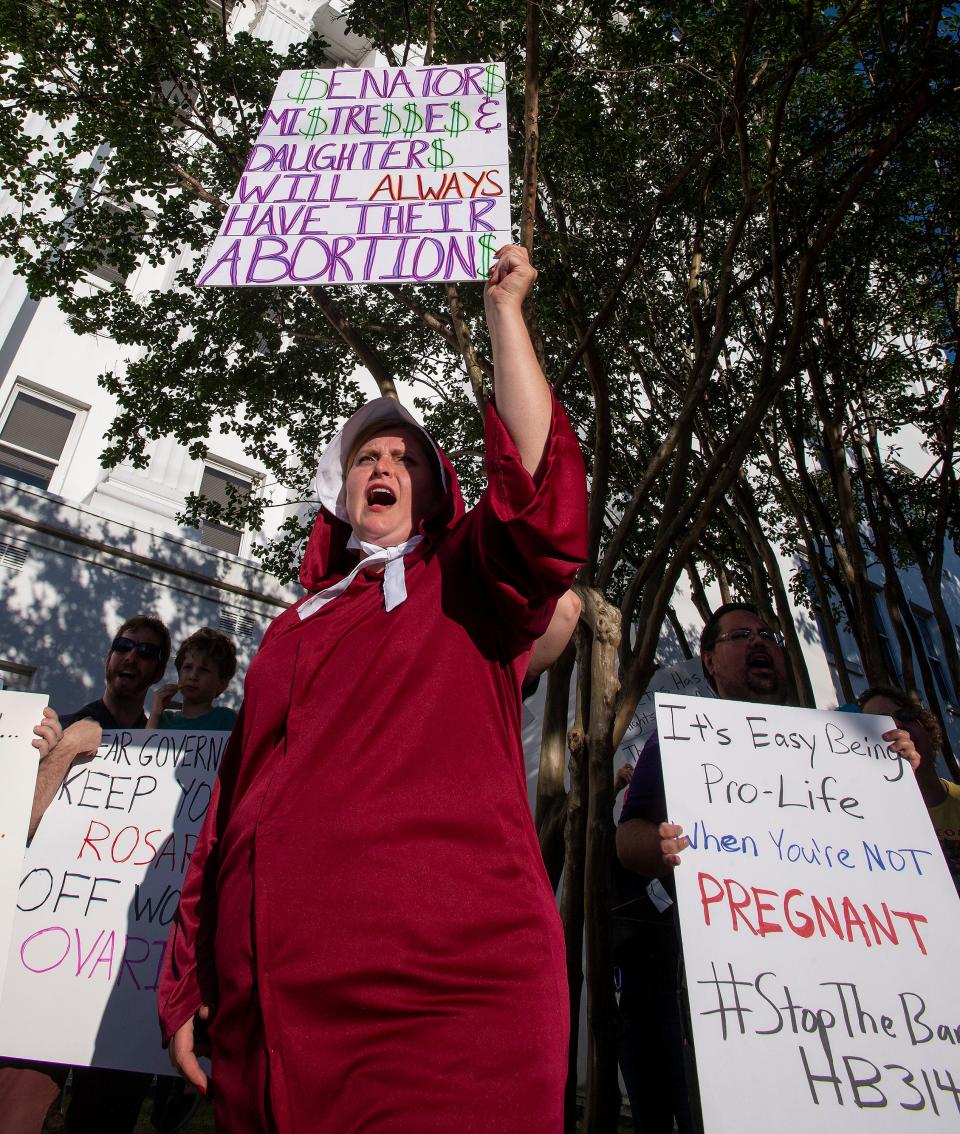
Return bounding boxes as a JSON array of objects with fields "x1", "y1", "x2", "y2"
[{"x1": 2, "y1": 2, "x2": 959, "y2": 1127}]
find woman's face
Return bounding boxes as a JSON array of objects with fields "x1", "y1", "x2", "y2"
[
  {"x1": 345, "y1": 426, "x2": 440, "y2": 548},
  {"x1": 861, "y1": 694, "x2": 936, "y2": 761}
]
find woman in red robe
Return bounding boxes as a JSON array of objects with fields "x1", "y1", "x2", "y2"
[{"x1": 158, "y1": 246, "x2": 588, "y2": 1132}]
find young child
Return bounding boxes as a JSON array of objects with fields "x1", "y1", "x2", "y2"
[{"x1": 147, "y1": 626, "x2": 238, "y2": 731}]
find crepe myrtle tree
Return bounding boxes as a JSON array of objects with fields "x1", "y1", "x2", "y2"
[{"x1": 2, "y1": 1, "x2": 959, "y2": 1129}]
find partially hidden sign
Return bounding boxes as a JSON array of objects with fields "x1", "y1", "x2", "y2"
[
  {"x1": 0, "y1": 691, "x2": 47, "y2": 992},
  {"x1": 655, "y1": 694, "x2": 960, "y2": 1132},
  {"x1": 198, "y1": 64, "x2": 511, "y2": 287},
  {"x1": 0, "y1": 729, "x2": 228, "y2": 1074}
]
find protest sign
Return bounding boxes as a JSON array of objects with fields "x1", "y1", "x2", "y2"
[
  {"x1": 198, "y1": 63, "x2": 511, "y2": 287},
  {"x1": 0, "y1": 691, "x2": 47, "y2": 991},
  {"x1": 0, "y1": 728, "x2": 227, "y2": 1074},
  {"x1": 656, "y1": 693, "x2": 960, "y2": 1132},
  {"x1": 617, "y1": 658, "x2": 715, "y2": 765}
]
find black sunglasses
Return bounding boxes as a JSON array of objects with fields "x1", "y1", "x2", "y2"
[{"x1": 111, "y1": 636, "x2": 164, "y2": 662}]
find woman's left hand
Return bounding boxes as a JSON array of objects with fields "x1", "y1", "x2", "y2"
[{"x1": 484, "y1": 244, "x2": 537, "y2": 316}]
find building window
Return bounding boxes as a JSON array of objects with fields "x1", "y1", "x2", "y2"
[
  {"x1": 0, "y1": 660, "x2": 35, "y2": 691},
  {"x1": 0, "y1": 386, "x2": 83, "y2": 492},
  {"x1": 911, "y1": 604, "x2": 953, "y2": 702},
  {"x1": 869, "y1": 585, "x2": 902, "y2": 684},
  {"x1": 86, "y1": 201, "x2": 152, "y2": 287},
  {"x1": 199, "y1": 464, "x2": 253, "y2": 556}
]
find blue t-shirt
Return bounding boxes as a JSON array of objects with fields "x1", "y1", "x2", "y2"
[{"x1": 157, "y1": 705, "x2": 237, "y2": 732}]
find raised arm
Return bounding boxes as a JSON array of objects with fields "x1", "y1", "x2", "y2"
[{"x1": 484, "y1": 245, "x2": 552, "y2": 475}]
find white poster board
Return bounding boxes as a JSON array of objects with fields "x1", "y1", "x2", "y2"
[
  {"x1": 0, "y1": 729, "x2": 227, "y2": 1074},
  {"x1": 0, "y1": 691, "x2": 48, "y2": 991},
  {"x1": 656, "y1": 694, "x2": 960, "y2": 1132},
  {"x1": 198, "y1": 63, "x2": 511, "y2": 287}
]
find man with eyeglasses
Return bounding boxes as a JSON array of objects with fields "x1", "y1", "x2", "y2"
[
  {"x1": 613, "y1": 603, "x2": 783, "y2": 1134},
  {"x1": 0, "y1": 615, "x2": 170, "y2": 1134},
  {"x1": 613, "y1": 603, "x2": 915, "y2": 1134}
]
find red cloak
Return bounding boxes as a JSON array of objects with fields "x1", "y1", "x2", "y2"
[{"x1": 159, "y1": 395, "x2": 587, "y2": 1132}]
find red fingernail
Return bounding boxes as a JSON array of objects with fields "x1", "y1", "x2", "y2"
[{"x1": 199, "y1": 1083, "x2": 207, "y2": 1096}]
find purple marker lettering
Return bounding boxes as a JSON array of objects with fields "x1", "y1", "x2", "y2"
[
  {"x1": 223, "y1": 205, "x2": 256, "y2": 236},
  {"x1": 198, "y1": 240, "x2": 242, "y2": 287},
  {"x1": 288, "y1": 237, "x2": 332, "y2": 283},
  {"x1": 412, "y1": 237, "x2": 444, "y2": 281},
  {"x1": 246, "y1": 237, "x2": 293, "y2": 284},
  {"x1": 247, "y1": 207, "x2": 277, "y2": 237},
  {"x1": 407, "y1": 140, "x2": 429, "y2": 169},
  {"x1": 469, "y1": 199, "x2": 497, "y2": 231},
  {"x1": 328, "y1": 236, "x2": 356, "y2": 282},
  {"x1": 461, "y1": 66, "x2": 486, "y2": 96},
  {"x1": 300, "y1": 205, "x2": 330, "y2": 235},
  {"x1": 432, "y1": 69, "x2": 465, "y2": 98},
  {"x1": 388, "y1": 69, "x2": 415, "y2": 98},
  {"x1": 405, "y1": 203, "x2": 427, "y2": 232},
  {"x1": 258, "y1": 107, "x2": 305, "y2": 137},
  {"x1": 385, "y1": 235, "x2": 417, "y2": 279},
  {"x1": 379, "y1": 141, "x2": 406, "y2": 169},
  {"x1": 327, "y1": 69, "x2": 359, "y2": 99},
  {"x1": 359, "y1": 69, "x2": 388, "y2": 99},
  {"x1": 444, "y1": 234, "x2": 476, "y2": 279},
  {"x1": 346, "y1": 203, "x2": 377, "y2": 234},
  {"x1": 425, "y1": 104, "x2": 446, "y2": 133},
  {"x1": 244, "y1": 144, "x2": 276, "y2": 173},
  {"x1": 237, "y1": 175, "x2": 280, "y2": 203},
  {"x1": 276, "y1": 174, "x2": 313, "y2": 201},
  {"x1": 278, "y1": 205, "x2": 309, "y2": 236},
  {"x1": 328, "y1": 174, "x2": 356, "y2": 201},
  {"x1": 417, "y1": 66, "x2": 444, "y2": 97},
  {"x1": 382, "y1": 205, "x2": 404, "y2": 234},
  {"x1": 357, "y1": 234, "x2": 390, "y2": 277}
]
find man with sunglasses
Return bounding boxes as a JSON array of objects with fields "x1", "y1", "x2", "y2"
[
  {"x1": 1, "y1": 615, "x2": 171, "y2": 1134},
  {"x1": 60, "y1": 615, "x2": 171, "y2": 731}
]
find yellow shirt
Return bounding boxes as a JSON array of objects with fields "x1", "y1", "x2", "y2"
[{"x1": 928, "y1": 778, "x2": 960, "y2": 894}]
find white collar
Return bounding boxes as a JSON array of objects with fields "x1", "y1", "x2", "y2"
[{"x1": 298, "y1": 533, "x2": 423, "y2": 620}]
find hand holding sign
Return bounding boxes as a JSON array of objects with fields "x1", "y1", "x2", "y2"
[{"x1": 31, "y1": 707, "x2": 62, "y2": 758}]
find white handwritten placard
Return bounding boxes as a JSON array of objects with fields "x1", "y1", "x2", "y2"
[
  {"x1": 198, "y1": 64, "x2": 511, "y2": 287},
  {"x1": 0, "y1": 729, "x2": 228, "y2": 1074},
  {"x1": 656, "y1": 694, "x2": 960, "y2": 1132},
  {"x1": 0, "y1": 691, "x2": 48, "y2": 991}
]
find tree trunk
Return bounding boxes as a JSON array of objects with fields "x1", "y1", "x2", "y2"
[
  {"x1": 560, "y1": 635, "x2": 588, "y2": 1134},
  {"x1": 579, "y1": 588, "x2": 623, "y2": 1133},
  {"x1": 535, "y1": 646, "x2": 575, "y2": 891}
]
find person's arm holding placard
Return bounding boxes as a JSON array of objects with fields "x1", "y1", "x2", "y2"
[
  {"x1": 28, "y1": 714, "x2": 102, "y2": 841},
  {"x1": 615, "y1": 733, "x2": 687, "y2": 875}
]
